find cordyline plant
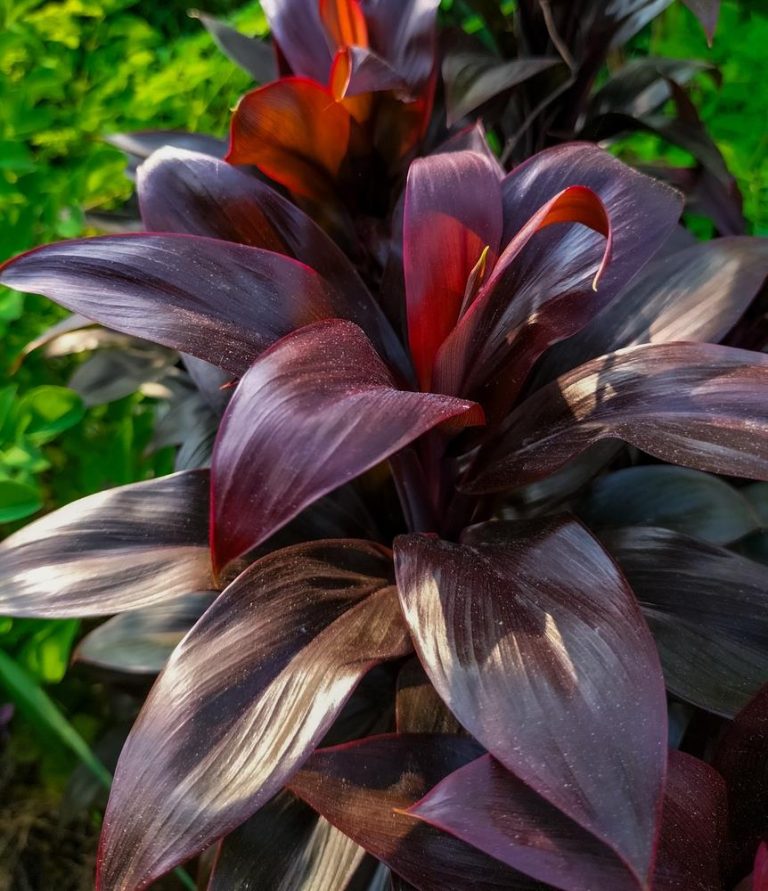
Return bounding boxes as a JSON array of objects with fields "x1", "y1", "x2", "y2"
[{"x1": 3, "y1": 5, "x2": 768, "y2": 891}]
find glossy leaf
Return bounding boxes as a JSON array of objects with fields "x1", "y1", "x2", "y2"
[
  {"x1": 433, "y1": 184, "x2": 611, "y2": 404},
  {"x1": 554, "y1": 235, "x2": 768, "y2": 373},
  {"x1": 0, "y1": 234, "x2": 369, "y2": 377},
  {"x1": 467, "y1": 343, "x2": 768, "y2": 493},
  {"x1": 362, "y1": 0, "x2": 440, "y2": 91},
  {"x1": 261, "y1": 0, "x2": 331, "y2": 82},
  {"x1": 403, "y1": 149, "x2": 502, "y2": 390},
  {"x1": 0, "y1": 471, "x2": 212, "y2": 617},
  {"x1": 74, "y1": 593, "x2": 217, "y2": 675},
  {"x1": 396, "y1": 657, "x2": 462, "y2": 735},
  {"x1": 105, "y1": 130, "x2": 226, "y2": 161},
  {"x1": 227, "y1": 78, "x2": 364, "y2": 203},
  {"x1": 97, "y1": 540, "x2": 411, "y2": 891},
  {"x1": 211, "y1": 320, "x2": 478, "y2": 571},
  {"x1": 290, "y1": 733, "x2": 541, "y2": 890},
  {"x1": 209, "y1": 791, "x2": 369, "y2": 891},
  {"x1": 394, "y1": 520, "x2": 667, "y2": 886},
  {"x1": 442, "y1": 51, "x2": 561, "y2": 126},
  {"x1": 653, "y1": 750, "x2": 726, "y2": 891},
  {"x1": 604, "y1": 526, "x2": 768, "y2": 718},
  {"x1": 137, "y1": 149, "x2": 408, "y2": 375},
  {"x1": 192, "y1": 12, "x2": 277, "y2": 82},
  {"x1": 579, "y1": 466, "x2": 760, "y2": 545},
  {"x1": 407, "y1": 754, "x2": 637, "y2": 891}
]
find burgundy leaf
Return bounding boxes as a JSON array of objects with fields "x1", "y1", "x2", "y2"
[
  {"x1": 211, "y1": 320, "x2": 479, "y2": 572},
  {"x1": 496, "y1": 143, "x2": 682, "y2": 401},
  {"x1": 394, "y1": 519, "x2": 667, "y2": 887},
  {"x1": 579, "y1": 466, "x2": 760, "y2": 545},
  {"x1": 548, "y1": 236, "x2": 768, "y2": 376},
  {"x1": 603, "y1": 526, "x2": 768, "y2": 718},
  {"x1": 96, "y1": 540, "x2": 411, "y2": 891},
  {"x1": 0, "y1": 234, "x2": 356, "y2": 377},
  {"x1": 331, "y1": 46, "x2": 410, "y2": 98},
  {"x1": 432, "y1": 184, "x2": 611, "y2": 404},
  {"x1": 653, "y1": 750, "x2": 727, "y2": 890},
  {"x1": 209, "y1": 791, "x2": 369, "y2": 891},
  {"x1": 715, "y1": 684, "x2": 768, "y2": 882},
  {"x1": 403, "y1": 149, "x2": 502, "y2": 390},
  {"x1": 289, "y1": 733, "x2": 542, "y2": 890},
  {"x1": 466, "y1": 343, "x2": 768, "y2": 493},
  {"x1": 137, "y1": 149, "x2": 408, "y2": 376},
  {"x1": 74, "y1": 593, "x2": 217, "y2": 675},
  {"x1": 0, "y1": 471, "x2": 212, "y2": 617},
  {"x1": 407, "y1": 754, "x2": 637, "y2": 891},
  {"x1": 361, "y1": 0, "x2": 440, "y2": 91}
]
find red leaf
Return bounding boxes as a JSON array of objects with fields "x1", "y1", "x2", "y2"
[
  {"x1": 394, "y1": 519, "x2": 667, "y2": 887},
  {"x1": 227, "y1": 78, "x2": 366, "y2": 203},
  {"x1": 211, "y1": 320, "x2": 478, "y2": 572},
  {"x1": 403, "y1": 149, "x2": 502, "y2": 390},
  {"x1": 96, "y1": 540, "x2": 411, "y2": 891}
]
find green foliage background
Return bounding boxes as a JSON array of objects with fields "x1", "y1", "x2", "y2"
[{"x1": 0, "y1": 0, "x2": 764, "y2": 805}]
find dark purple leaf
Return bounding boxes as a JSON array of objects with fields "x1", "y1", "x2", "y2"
[
  {"x1": 403, "y1": 149, "x2": 502, "y2": 390},
  {"x1": 209, "y1": 791, "x2": 368, "y2": 891},
  {"x1": 289, "y1": 733, "x2": 542, "y2": 890},
  {"x1": 96, "y1": 540, "x2": 411, "y2": 891},
  {"x1": 261, "y1": 0, "x2": 331, "y2": 82},
  {"x1": 407, "y1": 754, "x2": 638, "y2": 891},
  {"x1": 105, "y1": 130, "x2": 226, "y2": 161},
  {"x1": 332, "y1": 46, "x2": 411, "y2": 97},
  {"x1": 579, "y1": 466, "x2": 760, "y2": 545},
  {"x1": 604, "y1": 526, "x2": 768, "y2": 718},
  {"x1": 137, "y1": 149, "x2": 408, "y2": 377},
  {"x1": 191, "y1": 12, "x2": 277, "y2": 82},
  {"x1": 653, "y1": 750, "x2": 726, "y2": 890},
  {"x1": 433, "y1": 183, "x2": 611, "y2": 405},
  {"x1": 714, "y1": 684, "x2": 768, "y2": 881},
  {"x1": 211, "y1": 320, "x2": 478, "y2": 572},
  {"x1": 548, "y1": 236, "x2": 768, "y2": 375},
  {"x1": 362, "y1": 0, "x2": 440, "y2": 91},
  {"x1": 68, "y1": 347, "x2": 176, "y2": 407},
  {"x1": 0, "y1": 471, "x2": 212, "y2": 617},
  {"x1": 442, "y1": 51, "x2": 562, "y2": 126},
  {"x1": 466, "y1": 343, "x2": 768, "y2": 493},
  {"x1": 74, "y1": 593, "x2": 217, "y2": 675},
  {"x1": 680, "y1": 0, "x2": 720, "y2": 42},
  {"x1": 394, "y1": 519, "x2": 667, "y2": 887},
  {"x1": 0, "y1": 234, "x2": 389, "y2": 378}
]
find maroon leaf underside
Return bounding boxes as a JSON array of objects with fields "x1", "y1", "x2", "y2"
[
  {"x1": 466, "y1": 342, "x2": 768, "y2": 493},
  {"x1": 96, "y1": 539, "x2": 411, "y2": 891},
  {"x1": 210, "y1": 319, "x2": 479, "y2": 572},
  {"x1": 0, "y1": 471, "x2": 212, "y2": 617},
  {"x1": 394, "y1": 519, "x2": 667, "y2": 887},
  {"x1": 603, "y1": 526, "x2": 768, "y2": 717},
  {"x1": 289, "y1": 733, "x2": 543, "y2": 890},
  {"x1": 136, "y1": 148, "x2": 409, "y2": 379},
  {"x1": 403, "y1": 148, "x2": 503, "y2": 390},
  {"x1": 0, "y1": 234, "x2": 381, "y2": 378}
]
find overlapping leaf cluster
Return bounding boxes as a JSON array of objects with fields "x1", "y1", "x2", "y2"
[{"x1": 2, "y1": 1, "x2": 768, "y2": 889}]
